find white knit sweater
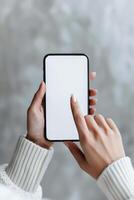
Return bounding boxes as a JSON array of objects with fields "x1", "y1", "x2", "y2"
[{"x1": 0, "y1": 136, "x2": 134, "y2": 200}]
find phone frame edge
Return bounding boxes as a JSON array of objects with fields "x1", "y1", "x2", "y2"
[{"x1": 43, "y1": 53, "x2": 90, "y2": 142}]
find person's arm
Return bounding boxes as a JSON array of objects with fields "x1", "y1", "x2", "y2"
[
  {"x1": 5, "y1": 136, "x2": 53, "y2": 193},
  {"x1": 2, "y1": 72, "x2": 97, "y2": 199},
  {"x1": 97, "y1": 156, "x2": 134, "y2": 200},
  {"x1": 65, "y1": 96, "x2": 134, "y2": 200},
  {"x1": 2, "y1": 82, "x2": 54, "y2": 199}
]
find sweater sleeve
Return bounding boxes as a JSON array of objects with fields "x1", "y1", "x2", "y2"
[
  {"x1": 5, "y1": 136, "x2": 54, "y2": 193},
  {"x1": 97, "y1": 156, "x2": 134, "y2": 200}
]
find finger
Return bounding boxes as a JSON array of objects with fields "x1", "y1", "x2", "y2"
[
  {"x1": 64, "y1": 141, "x2": 89, "y2": 171},
  {"x1": 94, "y1": 114, "x2": 110, "y2": 133},
  {"x1": 89, "y1": 107, "x2": 96, "y2": 115},
  {"x1": 70, "y1": 94, "x2": 90, "y2": 140},
  {"x1": 89, "y1": 89, "x2": 98, "y2": 97},
  {"x1": 84, "y1": 115, "x2": 99, "y2": 135},
  {"x1": 89, "y1": 98, "x2": 97, "y2": 106},
  {"x1": 106, "y1": 118, "x2": 119, "y2": 132},
  {"x1": 31, "y1": 81, "x2": 46, "y2": 106},
  {"x1": 89, "y1": 72, "x2": 96, "y2": 80}
]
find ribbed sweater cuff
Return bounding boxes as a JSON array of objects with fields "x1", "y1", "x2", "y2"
[
  {"x1": 97, "y1": 157, "x2": 134, "y2": 200},
  {"x1": 5, "y1": 136, "x2": 54, "y2": 193}
]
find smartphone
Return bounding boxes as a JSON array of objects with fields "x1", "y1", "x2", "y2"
[{"x1": 43, "y1": 53, "x2": 89, "y2": 141}]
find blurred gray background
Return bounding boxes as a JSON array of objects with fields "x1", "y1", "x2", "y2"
[{"x1": 0, "y1": 0, "x2": 134, "y2": 199}]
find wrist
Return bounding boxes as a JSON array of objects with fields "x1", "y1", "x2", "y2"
[
  {"x1": 97, "y1": 156, "x2": 134, "y2": 200},
  {"x1": 6, "y1": 136, "x2": 54, "y2": 192},
  {"x1": 26, "y1": 134, "x2": 51, "y2": 150}
]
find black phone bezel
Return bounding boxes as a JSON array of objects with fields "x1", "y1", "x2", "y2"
[{"x1": 43, "y1": 53, "x2": 90, "y2": 142}]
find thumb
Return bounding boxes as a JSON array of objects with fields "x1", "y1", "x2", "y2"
[
  {"x1": 64, "y1": 141, "x2": 89, "y2": 172},
  {"x1": 31, "y1": 81, "x2": 46, "y2": 106}
]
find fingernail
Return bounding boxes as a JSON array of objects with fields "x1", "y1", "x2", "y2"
[
  {"x1": 71, "y1": 94, "x2": 77, "y2": 103},
  {"x1": 94, "y1": 89, "x2": 98, "y2": 93},
  {"x1": 92, "y1": 72, "x2": 96, "y2": 76},
  {"x1": 64, "y1": 142, "x2": 69, "y2": 147},
  {"x1": 39, "y1": 81, "x2": 44, "y2": 89}
]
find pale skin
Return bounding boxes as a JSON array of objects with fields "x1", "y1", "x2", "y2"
[
  {"x1": 65, "y1": 98, "x2": 125, "y2": 179},
  {"x1": 26, "y1": 71, "x2": 125, "y2": 179}
]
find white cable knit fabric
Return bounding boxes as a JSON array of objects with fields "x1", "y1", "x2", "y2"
[
  {"x1": 5, "y1": 137, "x2": 54, "y2": 193},
  {"x1": 0, "y1": 136, "x2": 54, "y2": 200},
  {"x1": 0, "y1": 164, "x2": 42, "y2": 200},
  {"x1": 97, "y1": 157, "x2": 134, "y2": 200},
  {"x1": 0, "y1": 136, "x2": 134, "y2": 200}
]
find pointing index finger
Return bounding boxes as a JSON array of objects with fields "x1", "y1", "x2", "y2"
[{"x1": 70, "y1": 94, "x2": 90, "y2": 141}]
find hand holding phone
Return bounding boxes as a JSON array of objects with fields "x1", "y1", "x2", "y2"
[
  {"x1": 26, "y1": 82, "x2": 53, "y2": 149},
  {"x1": 26, "y1": 55, "x2": 97, "y2": 148}
]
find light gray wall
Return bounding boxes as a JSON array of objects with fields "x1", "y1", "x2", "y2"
[{"x1": 0, "y1": 0, "x2": 134, "y2": 199}]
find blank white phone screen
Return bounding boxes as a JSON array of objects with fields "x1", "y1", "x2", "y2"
[{"x1": 44, "y1": 54, "x2": 89, "y2": 141}]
